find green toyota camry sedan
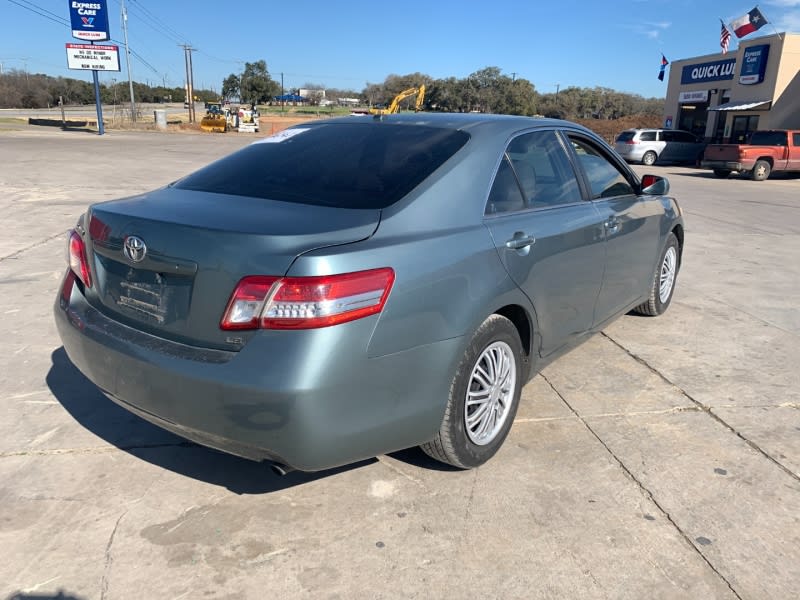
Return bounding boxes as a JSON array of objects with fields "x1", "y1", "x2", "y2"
[{"x1": 55, "y1": 113, "x2": 684, "y2": 474}]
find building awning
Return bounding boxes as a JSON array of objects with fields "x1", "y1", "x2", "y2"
[{"x1": 709, "y1": 100, "x2": 771, "y2": 111}]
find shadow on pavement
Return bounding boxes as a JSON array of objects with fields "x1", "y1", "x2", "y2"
[
  {"x1": 388, "y1": 447, "x2": 463, "y2": 472},
  {"x1": 46, "y1": 347, "x2": 371, "y2": 494}
]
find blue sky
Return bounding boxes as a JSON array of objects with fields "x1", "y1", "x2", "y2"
[{"x1": 2, "y1": 0, "x2": 799, "y2": 98}]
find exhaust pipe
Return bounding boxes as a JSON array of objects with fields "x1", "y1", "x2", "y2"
[{"x1": 269, "y1": 462, "x2": 294, "y2": 476}]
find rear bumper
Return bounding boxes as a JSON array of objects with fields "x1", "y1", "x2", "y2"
[
  {"x1": 54, "y1": 272, "x2": 460, "y2": 471},
  {"x1": 615, "y1": 147, "x2": 644, "y2": 162},
  {"x1": 701, "y1": 160, "x2": 745, "y2": 171}
]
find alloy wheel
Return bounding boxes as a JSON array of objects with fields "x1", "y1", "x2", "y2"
[{"x1": 465, "y1": 341, "x2": 517, "y2": 446}]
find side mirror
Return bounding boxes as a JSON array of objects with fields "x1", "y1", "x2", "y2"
[{"x1": 641, "y1": 174, "x2": 670, "y2": 196}]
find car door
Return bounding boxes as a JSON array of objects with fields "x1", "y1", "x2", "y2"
[
  {"x1": 564, "y1": 133, "x2": 664, "y2": 326},
  {"x1": 677, "y1": 130, "x2": 702, "y2": 163},
  {"x1": 659, "y1": 130, "x2": 679, "y2": 162},
  {"x1": 483, "y1": 129, "x2": 606, "y2": 357},
  {"x1": 790, "y1": 133, "x2": 800, "y2": 171}
]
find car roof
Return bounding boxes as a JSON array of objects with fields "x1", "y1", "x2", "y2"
[{"x1": 300, "y1": 112, "x2": 597, "y2": 139}]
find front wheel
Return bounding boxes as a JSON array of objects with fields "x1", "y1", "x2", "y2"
[
  {"x1": 421, "y1": 314, "x2": 523, "y2": 469},
  {"x1": 642, "y1": 151, "x2": 657, "y2": 166},
  {"x1": 751, "y1": 160, "x2": 771, "y2": 181},
  {"x1": 634, "y1": 232, "x2": 680, "y2": 316}
]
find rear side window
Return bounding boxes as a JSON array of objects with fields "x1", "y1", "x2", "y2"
[
  {"x1": 639, "y1": 131, "x2": 657, "y2": 142},
  {"x1": 749, "y1": 131, "x2": 788, "y2": 146},
  {"x1": 175, "y1": 123, "x2": 470, "y2": 209},
  {"x1": 661, "y1": 131, "x2": 676, "y2": 142},
  {"x1": 616, "y1": 131, "x2": 635, "y2": 143},
  {"x1": 506, "y1": 130, "x2": 581, "y2": 208},
  {"x1": 486, "y1": 156, "x2": 525, "y2": 215},
  {"x1": 675, "y1": 131, "x2": 698, "y2": 143}
]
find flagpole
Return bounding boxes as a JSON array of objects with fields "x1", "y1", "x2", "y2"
[{"x1": 757, "y1": 5, "x2": 783, "y2": 40}]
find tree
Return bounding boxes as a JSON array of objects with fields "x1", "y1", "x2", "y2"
[
  {"x1": 239, "y1": 60, "x2": 279, "y2": 104},
  {"x1": 222, "y1": 74, "x2": 239, "y2": 101}
]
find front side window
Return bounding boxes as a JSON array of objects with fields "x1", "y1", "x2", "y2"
[{"x1": 568, "y1": 137, "x2": 635, "y2": 199}]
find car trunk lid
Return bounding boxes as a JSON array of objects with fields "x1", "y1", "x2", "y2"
[{"x1": 84, "y1": 187, "x2": 380, "y2": 350}]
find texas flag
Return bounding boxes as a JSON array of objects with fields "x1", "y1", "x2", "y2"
[{"x1": 730, "y1": 7, "x2": 768, "y2": 38}]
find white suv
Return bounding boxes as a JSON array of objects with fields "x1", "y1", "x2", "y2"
[{"x1": 615, "y1": 129, "x2": 705, "y2": 166}]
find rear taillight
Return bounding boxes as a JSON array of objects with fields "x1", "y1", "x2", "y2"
[
  {"x1": 220, "y1": 268, "x2": 395, "y2": 330},
  {"x1": 68, "y1": 229, "x2": 92, "y2": 288},
  {"x1": 625, "y1": 140, "x2": 638, "y2": 145}
]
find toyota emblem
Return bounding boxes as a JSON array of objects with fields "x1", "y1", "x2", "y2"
[{"x1": 123, "y1": 235, "x2": 147, "y2": 263}]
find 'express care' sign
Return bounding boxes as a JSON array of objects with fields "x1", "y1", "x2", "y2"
[
  {"x1": 69, "y1": 1, "x2": 110, "y2": 41},
  {"x1": 680, "y1": 58, "x2": 736, "y2": 85}
]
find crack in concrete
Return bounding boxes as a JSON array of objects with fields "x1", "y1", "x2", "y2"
[
  {"x1": 540, "y1": 372, "x2": 743, "y2": 600},
  {"x1": 100, "y1": 510, "x2": 127, "y2": 600},
  {"x1": 602, "y1": 332, "x2": 800, "y2": 485},
  {"x1": 0, "y1": 441, "x2": 196, "y2": 459},
  {"x1": 0, "y1": 230, "x2": 66, "y2": 263}
]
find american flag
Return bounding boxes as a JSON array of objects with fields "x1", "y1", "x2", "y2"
[{"x1": 720, "y1": 20, "x2": 731, "y2": 54}]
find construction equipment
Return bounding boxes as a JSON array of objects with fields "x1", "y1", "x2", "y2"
[
  {"x1": 369, "y1": 85, "x2": 425, "y2": 115},
  {"x1": 200, "y1": 102, "x2": 228, "y2": 133},
  {"x1": 235, "y1": 106, "x2": 259, "y2": 133}
]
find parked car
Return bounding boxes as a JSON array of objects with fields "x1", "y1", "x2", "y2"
[
  {"x1": 55, "y1": 114, "x2": 685, "y2": 474},
  {"x1": 615, "y1": 128, "x2": 705, "y2": 166},
  {"x1": 701, "y1": 129, "x2": 800, "y2": 180}
]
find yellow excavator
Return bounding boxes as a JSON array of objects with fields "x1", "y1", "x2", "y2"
[
  {"x1": 200, "y1": 102, "x2": 228, "y2": 133},
  {"x1": 369, "y1": 85, "x2": 425, "y2": 115}
]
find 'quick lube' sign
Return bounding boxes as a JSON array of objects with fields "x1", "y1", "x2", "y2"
[
  {"x1": 69, "y1": 1, "x2": 110, "y2": 41},
  {"x1": 680, "y1": 58, "x2": 736, "y2": 85}
]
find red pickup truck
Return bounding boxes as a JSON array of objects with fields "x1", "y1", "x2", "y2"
[{"x1": 701, "y1": 129, "x2": 800, "y2": 180}]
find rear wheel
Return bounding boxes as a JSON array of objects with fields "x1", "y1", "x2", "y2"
[
  {"x1": 642, "y1": 151, "x2": 657, "y2": 166},
  {"x1": 421, "y1": 315, "x2": 523, "y2": 469},
  {"x1": 751, "y1": 160, "x2": 771, "y2": 181},
  {"x1": 634, "y1": 232, "x2": 680, "y2": 316},
  {"x1": 713, "y1": 169, "x2": 731, "y2": 178}
]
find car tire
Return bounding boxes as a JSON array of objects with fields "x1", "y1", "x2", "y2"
[
  {"x1": 751, "y1": 160, "x2": 771, "y2": 181},
  {"x1": 642, "y1": 151, "x2": 657, "y2": 166},
  {"x1": 634, "y1": 232, "x2": 680, "y2": 316},
  {"x1": 421, "y1": 314, "x2": 523, "y2": 469},
  {"x1": 713, "y1": 169, "x2": 731, "y2": 178}
]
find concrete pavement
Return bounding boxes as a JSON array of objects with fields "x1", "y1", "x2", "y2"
[{"x1": 0, "y1": 127, "x2": 798, "y2": 599}]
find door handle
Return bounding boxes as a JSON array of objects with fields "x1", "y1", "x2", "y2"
[{"x1": 505, "y1": 232, "x2": 536, "y2": 250}]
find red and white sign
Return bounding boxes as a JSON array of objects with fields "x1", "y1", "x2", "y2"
[{"x1": 65, "y1": 43, "x2": 120, "y2": 71}]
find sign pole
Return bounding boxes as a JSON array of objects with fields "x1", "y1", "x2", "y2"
[
  {"x1": 67, "y1": 0, "x2": 112, "y2": 134},
  {"x1": 92, "y1": 68, "x2": 105, "y2": 135}
]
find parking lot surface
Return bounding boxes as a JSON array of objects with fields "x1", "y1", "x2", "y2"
[{"x1": 1, "y1": 127, "x2": 798, "y2": 599}]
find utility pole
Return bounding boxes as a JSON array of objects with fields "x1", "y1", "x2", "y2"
[
  {"x1": 121, "y1": 0, "x2": 136, "y2": 122},
  {"x1": 280, "y1": 72, "x2": 284, "y2": 114},
  {"x1": 181, "y1": 45, "x2": 196, "y2": 123}
]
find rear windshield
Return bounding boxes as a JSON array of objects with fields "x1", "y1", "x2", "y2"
[
  {"x1": 174, "y1": 122, "x2": 470, "y2": 209},
  {"x1": 749, "y1": 131, "x2": 787, "y2": 146},
  {"x1": 616, "y1": 131, "x2": 635, "y2": 142}
]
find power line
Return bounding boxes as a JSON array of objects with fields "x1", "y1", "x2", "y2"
[
  {"x1": 7, "y1": 0, "x2": 68, "y2": 27},
  {"x1": 124, "y1": 0, "x2": 187, "y2": 45},
  {"x1": 129, "y1": 0, "x2": 189, "y2": 45}
]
